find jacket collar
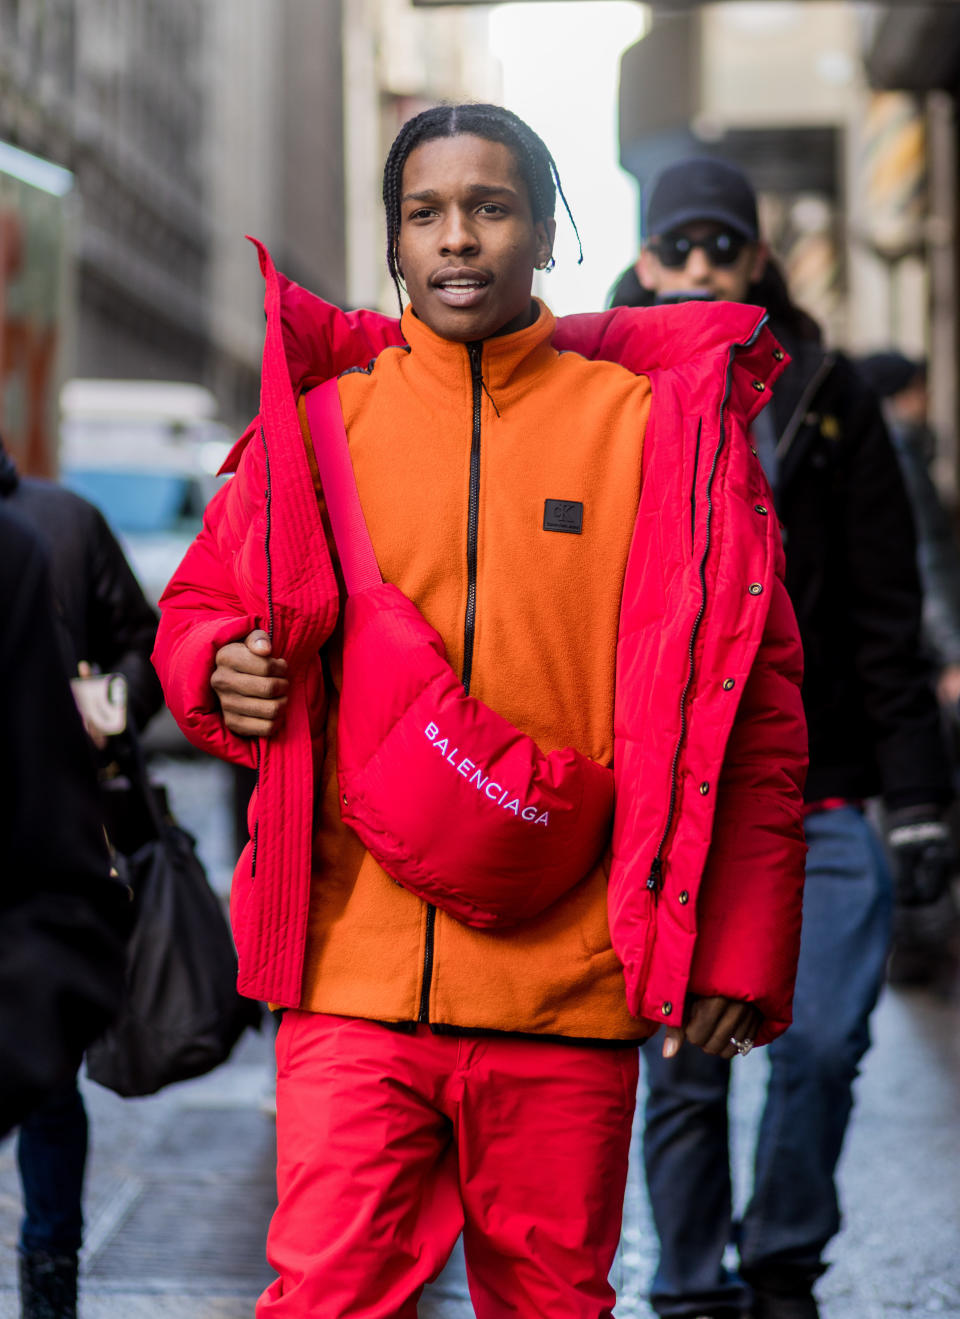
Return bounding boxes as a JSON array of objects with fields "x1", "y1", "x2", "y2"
[
  {"x1": 264, "y1": 240, "x2": 773, "y2": 398},
  {"x1": 397, "y1": 300, "x2": 557, "y2": 410}
]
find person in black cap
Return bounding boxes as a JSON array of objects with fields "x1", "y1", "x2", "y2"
[
  {"x1": 614, "y1": 158, "x2": 954, "y2": 1319},
  {"x1": 608, "y1": 158, "x2": 766, "y2": 310}
]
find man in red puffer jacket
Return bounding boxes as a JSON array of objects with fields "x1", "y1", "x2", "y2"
[{"x1": 154, "y1": 106, "x2": 806, "y2": 1319}]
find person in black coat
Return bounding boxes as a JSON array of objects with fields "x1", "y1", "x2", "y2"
[
  {"x1": 0, "y1": 504, "x2": 128, "y2": 1128},
  {"x1": 0, "y1": 436, "x2": 162, "y2": 1319},
  {"x1": 0, "y1": 437, "x2": 162, "y2": 735},
  {"x1": 613, "y1": 158, "x2": 953, "y2": 1319}
]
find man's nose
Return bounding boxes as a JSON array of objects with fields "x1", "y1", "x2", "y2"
[
  {"x1": 439, "y1": 210, "x2": 479, "y2": 254},
  {"x1": 683, "y1": 247, "x2": 713, "y2": 284}
]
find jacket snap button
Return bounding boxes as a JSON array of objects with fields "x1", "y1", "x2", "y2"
[
  {"x1": 748, "y1": 582, "x2": 763, "y2": 595},
  {"x1": 722, "y1": 678, "x2": 736, "y2": 691},
  {"x1": 342, "y1": 793, "x2": 348, "y2": 805},
  {"x1": 754, "y1": 504, "x2": 768, "y2": 515},
  {"x1": 678, "y1": 890, "x2": 689, "y2": 905},
  {"x1": 661, "y1": 1001, "x2": 672, "y2": 1016},
  {"x1": 699, "y1": 781, "x2": 710, "y2": 795},
  {"x1": 752, "y1": 380, "x2": 765, "y2": 392},
  {"x1": 773, "y1": 348, "x2": 785, "y2": 361}
]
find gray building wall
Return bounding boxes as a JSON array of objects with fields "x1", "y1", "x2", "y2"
[
  {"x1": 0, "y1": 0, "x2": 348, "y2": 428},
  {"x1": 278, "y1": 0, "x2": 347, "y2": 305},
  {"x1": 0, "y1": 1, "x2": 210, "y2": 383}
]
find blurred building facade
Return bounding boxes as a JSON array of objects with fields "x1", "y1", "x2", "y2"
[
  {"x1": 0, "y1": 0, "x2": 350, "y2": 429},
  {"x1": 862, "y1": 1, "x2": 960, "y2": 495},
  {"x1": 344, "y1": 0, "x2": 500, "y2": 314},
  {"x1": 203, "y1": 0, "x2": 348, "y2": 424},
  {"x1": 619, "y1": 0, "x2": 960, "y2": 498},
  {"x1": 0, "y1": 0, "x2": 499, "y2": 436},
  {"x1": 0, "y1": 0, "x2": 211, "y2": 387}
]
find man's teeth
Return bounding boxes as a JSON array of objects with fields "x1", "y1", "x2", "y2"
[{"x1": 442, "y1": 279, "x2": 483, "y2": 288}]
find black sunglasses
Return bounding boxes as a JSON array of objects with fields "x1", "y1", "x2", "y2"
[{"x1": 650, "y1": 230, "x2": 749, "y2": 269}]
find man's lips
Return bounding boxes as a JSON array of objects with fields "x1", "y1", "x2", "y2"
[{"x1": 430, "y1": 267, "x2": 492, "y2": 308}]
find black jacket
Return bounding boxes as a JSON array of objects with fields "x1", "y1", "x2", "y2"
[
  {"x1": 0, "y1": 507, "x2": 129, "y2": 1134},
  {"x1": 0, "y1": 441, "x2": 162, "y2": 732},
  {"x1": 607, "y1": 271, "x2": 950, "y2": 810},
  {"x1": 770, "y1": 331, "x2": 951, "y2": 808}
]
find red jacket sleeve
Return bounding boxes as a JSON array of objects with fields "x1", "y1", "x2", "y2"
[
  {"x1": 687, "y1": 571, "x2": 808, "y2": 1044},
  {"x1": 152, "y1": 478, "x2": 261, "y2": 767}
]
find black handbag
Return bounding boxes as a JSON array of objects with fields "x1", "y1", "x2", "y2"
[{"x1": 85, "y1": 732, "x2": 261, "y2": 1097}]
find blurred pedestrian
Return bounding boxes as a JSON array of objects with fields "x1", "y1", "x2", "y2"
[
  {"x1": 617, "y1": 157, "x2": 954, "y2": 1319},
  {"x1": 856, "y1": 351, "x2": 960, "y2": 985},
  {"x1": 0, "y1": 435, "x2": 162, "y2": 1319},
  {"x1": 155, "y1": 106, "x2": 807, "y2": 1317},
  {"x1": 856, "y1": 352, "x2": 960, "y2": 702},
  {"x1": 0, "y1": 503, "x2": 129, "y2": 1278}
]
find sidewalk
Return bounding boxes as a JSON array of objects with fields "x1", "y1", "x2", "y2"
[
  {"x1": 2, "y1": 758, "x2": 956, "y2": 1317},
  {"x1": 1, "y1": 980, "x2": 956, "y2": 1318}
]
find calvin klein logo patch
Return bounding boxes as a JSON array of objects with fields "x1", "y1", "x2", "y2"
[{"x1": 543, "y1": 499, "x2": 583, "y2": 534}]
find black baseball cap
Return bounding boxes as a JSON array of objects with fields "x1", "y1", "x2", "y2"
[
  {"x1": 644, "y1": 158, "x2": 759, "y2": 242},
  {"x1": 856, "y1": 352, "x2": 925, "y2": 400}
]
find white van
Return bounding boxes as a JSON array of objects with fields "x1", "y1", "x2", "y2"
[{"x1": 59, "y1": 378, "x2": 233, "y2": 605}]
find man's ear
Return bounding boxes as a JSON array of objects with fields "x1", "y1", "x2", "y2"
[
  {"x1": 534, "y1": 217, "x2": 557, "y2": 269},
  {"x1": 637, "y1": 246, "x2": 660, "y2": 291},
  {"x1": 749, "y1": 241, "x2": 770, "y2": 285}
]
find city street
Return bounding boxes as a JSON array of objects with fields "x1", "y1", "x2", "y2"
[{"x1": 1, "y1": 757, "x2": 957, "y2": 1319}]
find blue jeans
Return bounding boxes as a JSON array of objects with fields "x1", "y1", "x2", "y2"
[
  {"x1": 17, "y1": 1078, "x2": 87, "y2": 1256},
  {"x1": 642, "y1": 806, "x2": 893, "y2": 1316}
]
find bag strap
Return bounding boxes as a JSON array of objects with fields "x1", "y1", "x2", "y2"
[
  {"x1": 303, "y1": 378, "x2": 382, "y2": 595},
  {"x1": 113, "y1": 719, "x2": 168, "y2": 843}
]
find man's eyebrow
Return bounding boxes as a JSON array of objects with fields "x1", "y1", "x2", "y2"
[{"x1": 401, "y1": 183, "x2": 520, "y2": 203}]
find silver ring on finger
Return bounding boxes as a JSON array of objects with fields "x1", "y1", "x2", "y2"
[{"x1": 730, "y1": 1036, "x2": 754, "y2": 1058}]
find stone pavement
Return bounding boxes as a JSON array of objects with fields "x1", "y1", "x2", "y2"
[{"x1": 1, "y1": 757, "x2": 957, "y2": 1318}]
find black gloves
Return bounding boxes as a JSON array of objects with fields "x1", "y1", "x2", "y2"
[{"x1": 885, "y1": 805, "x2": 956, "y2": 907}]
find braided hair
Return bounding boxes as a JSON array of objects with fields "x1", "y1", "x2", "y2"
[{"x1": 382, "y1": 103, "x2": 581, "y2": 312}]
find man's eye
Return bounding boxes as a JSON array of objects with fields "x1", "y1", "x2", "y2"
[
  {"x1": 409, "y1": 208, "x2": 436, "y2": 221},
  {"x1": 478, "y1": 203, "x2": 505, "y2": 215}
]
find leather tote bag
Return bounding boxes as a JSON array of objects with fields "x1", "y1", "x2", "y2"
[{"x1": 86, "y1": 732, "x2": 260, "y2": 1097}]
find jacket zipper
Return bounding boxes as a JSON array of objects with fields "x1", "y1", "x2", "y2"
[
  {"x1": 461, "y1": 341, "x2": 484, "y2": 696},
  {"x1": 647, "y1": 315, "x2": 771, "y2": 899},
  {"x1": 646, "y1": 414, "x2": 713, "y2": 897},
  {"x1": 418, "y1": 340, "x2": 485, "y2": 1023},
  {"x1": 250, "y1": 423, "x2": 275, "y2": 880}
]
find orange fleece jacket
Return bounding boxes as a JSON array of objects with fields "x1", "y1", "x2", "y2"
[{"x1": 299, "y1": 302, "x2": 653, "y2": 1040}]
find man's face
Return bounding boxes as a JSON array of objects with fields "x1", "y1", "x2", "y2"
[
  {"x1": 396, "y1": 134, "x2": 555, "y2": 342},
  {"x1": 638, "y1": 220, "x2": 767, "y2": 304}
]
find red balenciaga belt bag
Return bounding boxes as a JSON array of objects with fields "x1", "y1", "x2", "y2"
[{"x1": 304, "y1": 379, "x2": 614, "y2": 929}]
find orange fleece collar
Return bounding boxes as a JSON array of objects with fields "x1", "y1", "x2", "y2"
[{"x1": 398, "y1": 298, "x2": 557, "y2": 410}]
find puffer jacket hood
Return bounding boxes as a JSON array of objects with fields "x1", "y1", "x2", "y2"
[{"x1": 219, "y1": 259, "x2": 785, "y2": 476}]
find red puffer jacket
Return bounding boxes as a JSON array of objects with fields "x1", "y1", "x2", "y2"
[{"x1": 154, "y1": 241, "x2": 807, "y2": 1043}]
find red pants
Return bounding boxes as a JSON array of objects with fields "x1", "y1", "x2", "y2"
[{"x1": 257, "y1": 1012, "x2": 638, "y2": 1318}]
